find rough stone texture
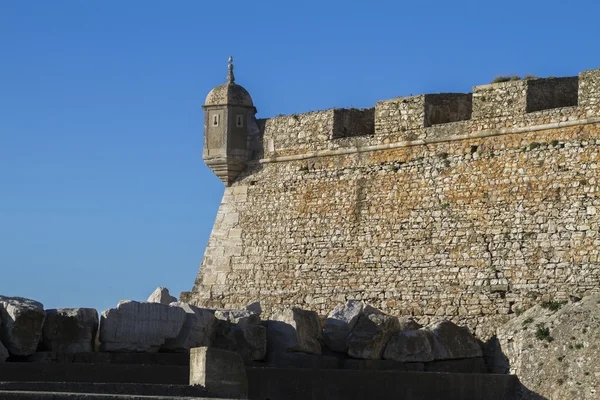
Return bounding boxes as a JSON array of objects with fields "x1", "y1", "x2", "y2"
[
  {"x1": 347, "y1": 306, "x2": 401, "y2": 360},
  {"x1": 398, "y1": 316, "x2": 422, "y2": 331},
  {"x1": 99, "y1": 301, "x2": 186, "y2": 352},
  {"x1": 0, "y1": 340, "x2": 8, "y2": 362},
  {"x1": 41, "y1": 308, "x2": 98, "y2": 353},
  {"x1": 146, "y1": 287, "x2": 177, "y2": 305},
  {"x1": 268, "y1": 307, "x2": 322, "y2": 355},
  {"x1": 213, "y1": 309, "x2": 266, "y2": 361},
  {"x1": 162, "y1": 302, "x2": 217, "y2": 352},
  {"x1": 493, "y1": 294, "x2": 600, "y2": 400},
  {"x1": 424, "y1": 320, "x2": 482, "y2": 360},
  {"x1": 383, "y1": 330, "x2": 433, "y2": 362},
  {"x1": 0, "y1": 296, "x2": 45, "y2": 356},
  {"x1": 184, "y1": 67, "x2": 600, "y2": 341},
  {"x1": 323, "y1": 301, "x2": 364, "y2": 353},
  {"x1": 189, "y1": 346, "x2": 248, "y2": 399}
]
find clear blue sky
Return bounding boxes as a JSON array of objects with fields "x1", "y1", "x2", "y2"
[{"x1": 1, "y1": 1, "x2": 599, "y2": 313}]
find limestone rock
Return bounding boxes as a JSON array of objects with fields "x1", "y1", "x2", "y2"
[
  {"x1": 323, "y1": 301, "x2": 364, "y2": 353},
  {"x1": 423, "y1": 320, "x2": 482, "y2": 360},
  {"x1": 347, "y1": 305, "x2": 400, "y2": 360},
  {"x1": 214, "y1": 309, "x2": 266, "y2": 361},
  {"x1": 162, "y1": 302, "x2": 217, "y2": 352},
  {"x1": 146, "y1": 287, "x2": 177, "y2": 305},
  {"x1": 268, "y1": 307, "x2": 322, "y2": 355},
  {"x1": 0, "y1": 340, "x2": 8, "y2": 362},
  {"x1": 398, "y1": 316, "x2": 422, "y2": 331},
  {"x1": 245, "y1": 301, "x2": 262, "y2": 316},
  {"x1": 383, "y1": 329, "x2": 434, "y2": 362},
  {"x1": 494, "y1": 294, "x2": 600, "y2": 400},
  {"x1": 41, "y1": 308, "x2": 98, "y2": 353},
  {"x1": 0, "y1": 296, "x2": 45, "y2": 356},
  {"x1": 214, "y1": 309, "x2": 260, "y2": 326},
  {"x1": 99, "y1": 300, "x2": 186, "y2": 352}
]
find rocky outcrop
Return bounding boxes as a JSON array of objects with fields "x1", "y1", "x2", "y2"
[
  {"x1": 268, "y1": 308, "x2": 322, "y2": 355},
  {"x1": 99, "y1": 300, "x2": 186, "y2": 352},
  {"x1": 384, "y1": 329, "x2": 433, "y2": 362},
  {"x1": 41, "y1": 308, "x2": 99, "y2": 353},
  {"x1": 214, "y1": 309, "x2": 266, "y2": 361},
  {"x1": 0, "y1": 296, "x2": 45, "y2": 356},
  {"x1": 323, "y1": 301, "x2": 364, "y2": 353},
  {"x1": 347, "y1": 306, "x2": 400, "y2": 360},
  {"x1": 423, "y1": 320, "x2": 482, "y2": 360},
  {"x1": 162, "y1": 302, "x2": 217, "y2": 352},
  {"x1": 494, "y1": 294, "x2": 600, "y2": 400},
  {"x1": 146, "y1": 287, "x2": 177, "y2": 305}
]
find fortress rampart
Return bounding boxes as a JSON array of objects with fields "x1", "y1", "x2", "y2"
[{"x1": 182, "y1": 68, "x2": 600, "y2": 338}]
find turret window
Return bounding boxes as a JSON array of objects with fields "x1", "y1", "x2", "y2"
[
  {"x1": 212, "y1": 114, "x2": 220, "y2": 127},
  {"x1": 236, "y1": 114, "x2": 244, "y2": 128}
]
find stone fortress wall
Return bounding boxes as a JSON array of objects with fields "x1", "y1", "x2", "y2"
[{"x1": 182, "y1": 68, "x2": 600, "y2": 338}]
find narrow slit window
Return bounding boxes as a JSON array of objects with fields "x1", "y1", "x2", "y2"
[
  {"x1": 213, "y1": 114, "x2": 219, "y2": 127},
  {"x1": 236, "y1": 115, "x2": 244, "y2": 128}
]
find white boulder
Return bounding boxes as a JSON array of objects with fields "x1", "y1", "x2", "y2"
[
  {"x1": 323, "y1": 301, "x2": 364, "y2": 353},
  {"x1": 41, "y1": 308, "x2": 99, "y2": 353},
  {"x1": 162, "y1": 302, "x2": 217, "y2": 352},
  {"x1": 0, "y1": 296, "x2": 45, "y2": 356},
  {"x1": 347, "y1": 305, "x2": 400, "y2": 360},
  {"x1": 423, "y1": 320, "x2": 482, "y2": 360},
  {"x1": 268, "y1": 307, "x2": 322, "y2": 355},
  {"x1": 146, "y1": 287, "x2": 177, "y2": 305},
  {"x1": 99, "y1": 300, "x2": 186, "y2": 352}
]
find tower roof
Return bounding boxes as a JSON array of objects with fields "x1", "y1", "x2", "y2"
[{"x1": 204, "y1": 57, "x2": 254, "y2": 107}]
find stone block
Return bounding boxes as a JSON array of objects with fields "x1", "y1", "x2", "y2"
[
  {"x1": 323, "y1": 301, "x2": 364, "y2": 353},
  {"x1": 0, "y1": 340, "x2": 8, "y2": 362},
  {"x1": 268, "y1": 308, "x2": 322, "y2": 355},
  {"x1": 0, "y1": 296, "x2": 45, "y2": 356},
  {"x1": 190, "y1": 347, "x2": 248, "y2": 399},
  {"x1": 41, "y1": 308, "x2": 99, "y2": 353},
  {"x1": 162, "y1": 302, "x2": 217, "y2": 352},
  {"x1": 99, "y1": 300, "x2": 186, "y2": 352},
  {"x1": 383, "y1": 329, "x2": 434, "y2": 362},
  {"x1": 347, "y1": 306, "x2": 400, "y2": 360},
  {"x1": 146, "y1": 287, "x2": 177, "y2": 305},
  {"x1": 423, "y1": 320, "x2": 482, "y2": 360}
]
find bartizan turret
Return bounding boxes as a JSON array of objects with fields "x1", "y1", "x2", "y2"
[{"x1": 202, "y1": 57, "x2": 256, "y2": 186}]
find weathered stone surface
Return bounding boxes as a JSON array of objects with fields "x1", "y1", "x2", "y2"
[
  {"x1": 147, "y1": 287, "x2": 177, "y2": 305},
  {"x1": 245, "y1": 301, "x2": 262, "y2": 316},
  {"x1": 0, "y1": 296, "x2": 45, "y2": 356},
  {"x1": 347, "y1": 306, "x2": 400, "y2": 360},
  {"x1": 383, "y1": 330, "x2": 433, "y2": 362},
  {"x1": 397, "y1": 316, "x2": 422, "y2": 331},
  {"x1": 190, "y1": 346, "x2": 248, "y2": 399},
  {"x1": 494, "y1": 294, "x2": 600, "y2": 400},
  {"x1": 423, "y1": 320, "x2": 482, "y2": 360},
  {"x1": 214, "y1": 309, "x2": 260, "y2": 326},
  {"x1": 214, "y1": 310, "x2": 266, "y2": 361},
  {"x1": 268, "y1": 307, "x2": 322, "y2": 355},
  {"x1": 162, "y1": 302, "x2": 217, "y2": 352},
  {"x1": 41, "y1": 308, "x2": 98, "y2": 353},
  {"x1": 323, "y1": 301, "x2": 364, "y2": 353},
  {"x1": 0, "y1": 340, "x2": 8, "y2": 362},
  {"x1": 99, "y1": 300, "x2": 186, "y2": 352}
]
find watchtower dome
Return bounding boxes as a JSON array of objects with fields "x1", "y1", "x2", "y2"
[{"x1": 202, "y1": 57, "x2": 256, "y2": 186}]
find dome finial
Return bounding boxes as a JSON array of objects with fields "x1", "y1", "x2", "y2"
[{"x1": 227, "y1": 56, "x2": 235, "y2": 83}]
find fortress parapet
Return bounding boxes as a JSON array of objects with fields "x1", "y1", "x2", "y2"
[{"x1": 246, "y1": 68, "x2": 600, "y2": 163}]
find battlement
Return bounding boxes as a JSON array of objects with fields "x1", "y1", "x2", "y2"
[{"x1": 255, "y1": 68, "x2": 600, "y2": 160}]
